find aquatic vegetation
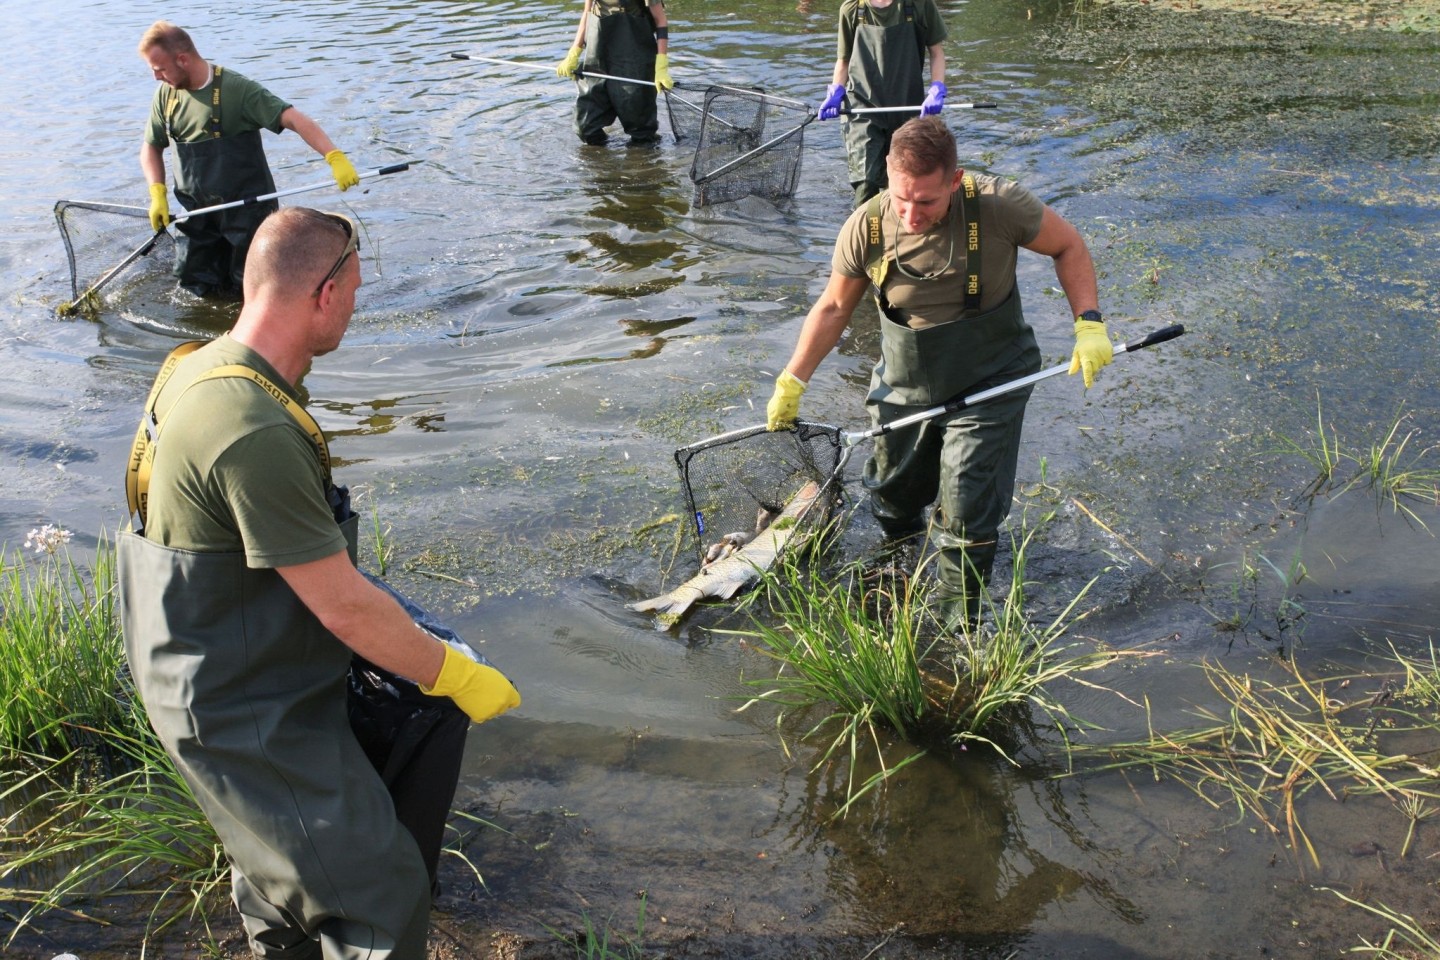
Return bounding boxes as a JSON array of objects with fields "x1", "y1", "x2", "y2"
[
  {"x1": 545, "y1": 892, "x2": 649, "y2": 960},
  {"x1": 1196, "y1": 546, "x2": 1308, "y2": 649},
  {"x1": 1325, "y1": 888, "x2": 1440, "y2": 959},
  {"x1": 1068, "y1": 648, "x2": 1440, "y2": 872},
  {"x1": 1276, "y1": 401, "x2": 1440, "y2": 526},
  {"x1": 0, "y1": 539, "x2": 130, "y2": 759},
  {"x1": 732, "y1": 508, "x2": 1135, "y2": 815},
  {"x1": 0, "y1": 714, "x2": 227, "y2": 949}
]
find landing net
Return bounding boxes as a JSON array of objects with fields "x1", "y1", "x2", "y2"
[
  {"x1": 674, "y1": 420, "x2": 847, "y2": 565},
  {"x1": 688, "y1": 86, "x2": 812, "y2": 207},
  {"x1": 662, "y1": 81, "x2": 709, "y2": 143},
  {"x1": 54, "y1": 200, "x2": 174, "y2": 301}
]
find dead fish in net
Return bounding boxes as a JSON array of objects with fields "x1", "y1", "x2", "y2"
[
  {"x1": 703, "y1": 530, "x2": 755, "y2": 568},
  {"x1": 629, "y1": 480, "x2": 823, "y2": 622}
]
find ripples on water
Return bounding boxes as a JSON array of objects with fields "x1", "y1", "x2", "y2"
[{"x1": 4, "y1": 1, "x2": 1440, "y2": 956}]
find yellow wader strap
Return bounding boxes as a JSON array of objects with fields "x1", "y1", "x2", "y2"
[{"x1": 126, "y1": 341, "x2": 332, "y2": 527}]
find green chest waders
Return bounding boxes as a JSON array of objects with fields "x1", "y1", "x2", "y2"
[
  {"x1": 119, "y1": 354, "x2": 446, "y2": 957},
  {"x1": 859, "y1": 195, "x2": 1042, "y2": 627},
  {"x1": 844, "y1": 2, "x2": 926, "y2": 204},
  {"x1": 169, "y1": 68, "x2": 278, "y2": 294},
  {"x1": 118, "y1": 523, "x2": 433, "y2": 958},
  {"x1": 576, "y1": 2, "x2": 660, "y2": 144}
]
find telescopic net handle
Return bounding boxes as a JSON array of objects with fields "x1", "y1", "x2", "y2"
[
  {"x1": 841, "y1": 103, "x2": 998, "y2": 115},
  {"x1": 171, "y1": 163, "x2": 414, "y2": 223},
  {"x1": 846, "y1": 324, "x2": 1187, "y2": 445}
]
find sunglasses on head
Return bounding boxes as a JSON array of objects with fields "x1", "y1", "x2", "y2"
[{"x1": 313, "y1": 212, "x2": 359, "y2": 297}]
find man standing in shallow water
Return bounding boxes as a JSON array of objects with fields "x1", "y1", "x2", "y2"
[
  {"x1": 766, "y1": 117, "x2": 1114, "y2": 630},
  {"x1": 138, "y1": 21, "x2": 361, "y2": 296},
  {"x1": 119, "y1": 207, "x2": 520, "y2": 958}
]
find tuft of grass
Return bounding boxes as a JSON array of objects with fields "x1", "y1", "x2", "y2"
[
  {"x1": 1276, "y1": 400, "x2": 1440, "y2": 526},
  {"x1": 0, "y1": 699, "x2": 226, "y2": 948},
  {"x1": 544, "y1": 892, "x2": 649, "y2": 960},
  {"x1": 0, "y1": 538, "x2": 130, "y2": 759},
  {"x1": 731, "y1": 508, "x2": 1136, "y2": 815},
  {"x1": 1196, "y1": 547, "x2": 1308, "y2": 648}
]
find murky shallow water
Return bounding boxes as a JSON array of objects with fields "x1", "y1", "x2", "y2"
[{"x1": 2, "y1": 0, "x2": 1438, "y2": 956}]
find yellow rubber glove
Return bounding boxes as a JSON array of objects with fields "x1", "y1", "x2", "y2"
[
  {"x1": 420, "y1": 645, "x2": 521, "y2": 724},
  {"x1": 654, "y1": 53, "x2": 675, "y2": 91},
  {"x1": 147, "y1": 182, "x2": 171, "y2": 231},
  {"x1": 556, "y1": 45, "x2": 583, "y2": 78},
  {"x1": 1068, "y1": 319, "x2": 1114, "y2": 389},
  {"x1": 325, "y1": 149, "x2": 360, "y2": 191},
  {"x1": 766, "y1": 370, "x2": 807, "y2": 431}
]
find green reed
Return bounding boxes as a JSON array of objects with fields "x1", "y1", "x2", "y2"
[
  {"x1": 1324, "y1": 888, "x2": 1440, "y2": 959},
  {"x1": 0, "y1": 697, "x2": 226, "y2": 947},
  {"x1": 1277, "y1": 401, "x2": 1440, "y2": 525},
  {"x1": 0, "y1": 539, "x2": 131, "y2": 759},
  {"x1": 732, "y1": 509, "x2": 1133, "y2": 815}
]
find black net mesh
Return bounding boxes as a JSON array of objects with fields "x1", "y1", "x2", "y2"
[
  {"x1": 674, "y1": 420, "x2": 847, "y2": 565},
  {"x1": 54, "y1": 200, "x2": 174, "y2": 303},
  {"x1": 662, "y1": 81, "x2": 710, "y2": 143},
  {"x1": 689, "y1": 86, "x2": 812, "y2": 207}
]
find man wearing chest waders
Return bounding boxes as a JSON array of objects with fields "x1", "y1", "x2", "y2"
[
  {"x1": 556, "y1": 0, "x2": 674, "y2": 145},
  {"x1": 817, "y1": 0, "x2": 950, "y2": 207},
  {"x1": 765, "y1": 118, "x2": 1115, "y2": 632},
  {"x1": 138, "y1": 21, "x2": 361, "y2": 297},
  {"x1": 118, "y1": 207, "x2": 520, "y2": 959}
]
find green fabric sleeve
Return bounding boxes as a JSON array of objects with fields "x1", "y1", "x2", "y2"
[{"x1": 212, "y1": 424, "x2": 348, "y2": 570}]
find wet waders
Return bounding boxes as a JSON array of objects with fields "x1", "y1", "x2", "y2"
[
  {"x1": 844, "y1": 1, "x2": 927, "y2": 206},
  {"x1": 170, "y1": 68, "x2": 278, "y2": 296},
  {"x1": 576, "y1": 1, "x2": 660, "y2": 145}
]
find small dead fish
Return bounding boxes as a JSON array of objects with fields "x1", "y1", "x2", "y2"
[
  {"x1": 629, "y1": 480, "x2": 823, "y2": 622},
  {"x1": 703, "y1": 531, "x2": 754, "y2": 568}
]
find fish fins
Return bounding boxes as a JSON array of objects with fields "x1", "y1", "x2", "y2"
[{"x1": 627, "y1": 586, "x2": 702, "y2": 617}]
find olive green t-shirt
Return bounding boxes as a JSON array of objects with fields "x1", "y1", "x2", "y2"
[
  {"x1": 837, "y1": 0, "x2": 948, "y2": 61},
  {"x1": 143, "y1": 335, "x2": 347, "y2": 569},
  {"x1": 831, "y1": 171, "x2": 1046, "y2": 328},
  {"x1": 144, "y1": 66, "x2": 290, "y2": 147}
]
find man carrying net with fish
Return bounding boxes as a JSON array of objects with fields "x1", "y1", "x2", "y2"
[{"x1": 765, "y1": 117, "x2": 1114, "y2": 632}]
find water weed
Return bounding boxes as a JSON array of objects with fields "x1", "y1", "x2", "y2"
[
  {"x1": 545, "y1": 892, "x2": 648, "y2": 960},
  {"x1": 1324, "y1": 889, "x2": 1440, "y2": 959},
  {"x1": 1069, "y1": 651, "x2": 1440, "y2": 872}
]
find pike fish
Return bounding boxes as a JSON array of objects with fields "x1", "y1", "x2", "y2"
[{"x1": 629, "y1": 480, "x2": 823, "y2": 622}]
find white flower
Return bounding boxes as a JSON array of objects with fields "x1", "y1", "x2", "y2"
[{"x1": 24, "y1": 524, "x2": 73, "y2": 555}]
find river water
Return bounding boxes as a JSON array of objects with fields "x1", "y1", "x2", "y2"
[{"x1": 3, "y1": 0, "x2": 1439, "y2": 956}]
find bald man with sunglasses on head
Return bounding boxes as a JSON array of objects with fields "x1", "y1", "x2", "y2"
[{"x1": 118, "y1": 208, "x2": 519, "y2": 959}]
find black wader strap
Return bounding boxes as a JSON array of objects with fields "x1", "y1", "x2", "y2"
[
  {"x1": 163, "y1": 64, "x2": 224, "y2": 141},
  {"x1": 959, "y1": 171, "x2": 981, "y2": 312},
  {"x1": 862, "y1": 176, "x2": 981, "y2": 317},
  {"x1": 126, "y1": 342, "x2": 333, "y2": 528}
]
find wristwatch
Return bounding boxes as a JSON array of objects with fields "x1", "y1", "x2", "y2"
[{"x1": 1077, "y1": 309, "x2": 1103, "y2": 324}]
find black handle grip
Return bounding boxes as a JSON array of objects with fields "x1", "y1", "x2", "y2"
[
  {"x1": 1121, "y1": 324, "x2": 1186, "y2": 353},
  {"x1": 450, "y1": 52, "x2": 471, "y2": 60},
  {"x1": 972, "y1": 102, "x2": 998, "y2": 109},
  {"x1": 376, "y1": 162, "x2": 413, "y2": 176}
]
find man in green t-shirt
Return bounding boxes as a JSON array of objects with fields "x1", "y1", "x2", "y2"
[
  {"x1": 817, "y1": 0, "x2": 950, "y2": 206},
  {"x1": 119, "y1": 207, "x2": 520, "y2": 958},
  {"x1": 764, "y1": 118, "x2": 1115, "y2": 630},
  {"x1": 138, "y1": 21, "x2": 361, "y2": 296}
]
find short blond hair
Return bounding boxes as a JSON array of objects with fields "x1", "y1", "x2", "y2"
[{"x1": 138, "y1": 21, "x2": 198, "y2": 58}]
